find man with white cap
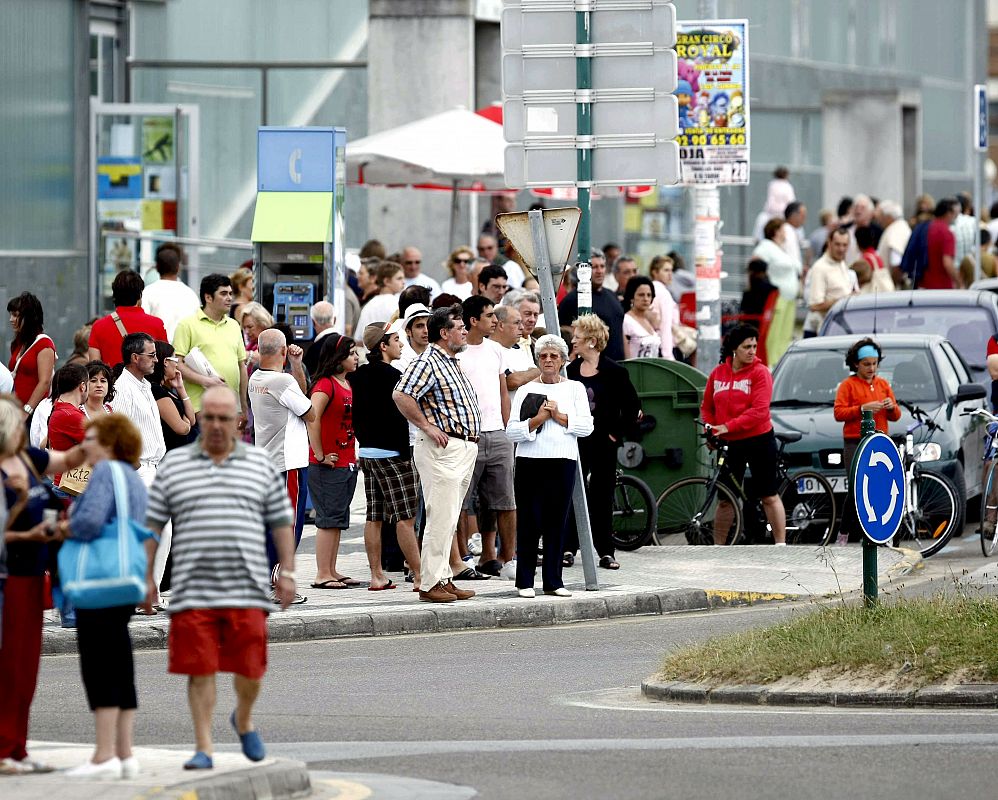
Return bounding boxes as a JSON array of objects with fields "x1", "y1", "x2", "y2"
[
  {"x1": 348, "y1": 321, "x2": 423, "y2": 591},
  {"x1": 392, "y1": 303, "x2": 431, "y2": 373}
]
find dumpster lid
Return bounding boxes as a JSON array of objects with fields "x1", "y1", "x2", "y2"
[{"x1": 251, "y1": 191, "x2": 332, "y2": 243}]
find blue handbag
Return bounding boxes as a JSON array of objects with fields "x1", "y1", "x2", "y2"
[{"x1": 57, "y1": 461, "x2": 154, "y2": 610}]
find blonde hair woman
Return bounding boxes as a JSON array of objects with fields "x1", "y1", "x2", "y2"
[
  {"x1": 229, "y1": 266, "x2": 255, "y2": 322},
  {"x1": 441, "y1": 247, "x2": 475, "y2": 300}
]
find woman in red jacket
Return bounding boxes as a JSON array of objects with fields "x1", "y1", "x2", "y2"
[
  {"x1": 833, "y1": 337, "x2": 901, "y2": 543},
  {"x1": 701, "y1": 324, "x2": 786, "y2": 545}
]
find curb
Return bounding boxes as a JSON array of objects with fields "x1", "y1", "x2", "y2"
[
  {"x1": 640, "y1": 678, "x2": 998, "y2": 708},
  {"x1": 40, "y1": 586, "x2": 786, "y2": 656},
  {"x1": 162, "y1": 760, "x2": 312, "y2": 800}
]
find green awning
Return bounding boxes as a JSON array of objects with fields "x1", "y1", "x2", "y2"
[{"x1": 251, "y1": 191, "x2": 332, "y2": 242}]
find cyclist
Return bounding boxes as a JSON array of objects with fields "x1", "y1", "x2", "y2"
[
  {"x1": 832, "y1": 337, "x2": 901, "y2": 543},
  {"x1": 701, "y1": 324, "x2": 787, "y2": 545}
]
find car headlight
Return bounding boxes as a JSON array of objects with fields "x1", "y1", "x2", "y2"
[{"x1": 913, "y1": 443, "x2": 941, "y2": 462}]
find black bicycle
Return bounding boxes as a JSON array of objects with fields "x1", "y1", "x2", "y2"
[
  {"x1": 611, "y1": 469, "x2": 658, "y2": 550},
  {"x1": 653, "y1": 423, "x2": 837, "y2": 546}
]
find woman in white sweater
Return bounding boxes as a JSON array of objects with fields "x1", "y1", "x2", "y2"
[{"x1": 506, "y1": 334, "x2": 594, "y2": 598}]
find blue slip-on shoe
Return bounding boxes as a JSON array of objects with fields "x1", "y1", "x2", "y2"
[
  {"x1": 230, "y1": 711, "x2": 266, "y2": 761},
  {"x1": 183, "y1": 751, "x2": 213, "y2": 770}
]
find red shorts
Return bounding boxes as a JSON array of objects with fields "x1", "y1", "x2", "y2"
[{"x1": 168, "y1": 608, "x2": 268, "y2": 679}]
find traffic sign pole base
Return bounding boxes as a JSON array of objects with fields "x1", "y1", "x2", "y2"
[{"x1": 862, "y1": 539, "x2": 878, "y2": 606}]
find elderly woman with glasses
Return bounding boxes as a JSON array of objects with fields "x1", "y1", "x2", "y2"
[
  {"x1": 505, "y1": 334, "x2": 593, "y2": 598},
  {"x1": 441, "y1": 247, "x2": 475, "y2": 300}
]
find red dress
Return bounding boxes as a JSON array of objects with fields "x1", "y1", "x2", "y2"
[{"x1": 7, "y1": 335, "x2": 55, "y2": 405}]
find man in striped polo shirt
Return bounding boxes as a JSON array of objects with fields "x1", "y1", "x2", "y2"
[
  {"x1": 393, "y1": 305, "x2": 482, "y2": 604},
  {"x1": 147, "y1": 386, "x2": 296, "y2": 771}
]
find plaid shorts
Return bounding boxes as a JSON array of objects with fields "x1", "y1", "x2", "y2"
[{"x1": 360, "y1": 455, "x2": 420, "y2": 523}]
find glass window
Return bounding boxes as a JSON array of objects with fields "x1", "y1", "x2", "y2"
[
  {"x1": 0, "y1": 0, "x2": 76, "y2": 250},
  {"x1": 772, "y1": 352, "x2": 847, "y2": 405}
]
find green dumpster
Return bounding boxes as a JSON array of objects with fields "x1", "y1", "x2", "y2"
[{"x1": 619, "y1": 358, "x2": 708, "y2": 504}]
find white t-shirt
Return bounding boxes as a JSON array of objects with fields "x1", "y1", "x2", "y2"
[
  {"x1": 440, "y1": 278, "x2": 473, "y2": 299},
  {"x1": 248, "y1": 369, "x2": 311, "y2": 472},
  {"x1": 142, "y1": 278, "x2": 202, "y2": 342},
  {"x1": 356, "y1": 292, "x2": 400, "y2": 335},
  {"x1": 456, "y1": 338, "x2": 507, "y2": 432},
  {"x1": 503, "y1": 342, "x2": 536, "y2": 373},
  {"x1": 0, "y1": 362, "x2": 12, "y2": 394}
]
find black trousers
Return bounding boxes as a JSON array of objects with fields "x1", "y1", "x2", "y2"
[
  {"x1": 75, "y1": 605, "x2": 137, "y2": 711},
  {"x1": 515, "y1": 458, "x2": 576, "y2": 591},
  {"x1": 565, "y1": 434, "x2": 617, "y2": 558},
  {"x1": 838, "y1": 439, "x2": 860, "y2": 542}
]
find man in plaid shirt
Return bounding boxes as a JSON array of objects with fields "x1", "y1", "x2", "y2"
[{"x1": 393, "y1": 305, "x2": 481, "y2": 603}]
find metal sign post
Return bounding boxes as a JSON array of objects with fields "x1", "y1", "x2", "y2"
[
  {"x1": 502, "y1": 0, "x2": 681, "y2": 315},
  {"x1": 973, "y1": 84, "x2": 988, "y2": 284},
  {"x1": 498, "y1": 208, "x2": 598, "y2": 591},
  {"x1": 852, "y1": 410, "x2": 906, "y2": 607}
]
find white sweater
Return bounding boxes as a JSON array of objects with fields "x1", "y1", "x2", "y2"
[{"x1": 506, "y1": 378, "x2": 594, "y2": 460}]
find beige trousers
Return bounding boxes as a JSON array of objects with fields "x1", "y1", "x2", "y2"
[{"x1": 413, "y1": 434, "x2": 478, "y2": 590}]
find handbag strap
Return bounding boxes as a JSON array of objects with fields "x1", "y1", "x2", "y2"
[
  {"x1": 109, "y1": 462, "x2": 133, "y2": 579},
  {"x1": 110, "y1": 311, "x2": 128, "y2": 338}
]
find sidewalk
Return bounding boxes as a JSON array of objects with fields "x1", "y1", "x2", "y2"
[
  {"x1": 42, "y1": 518, "x2": 921, "y2": 655},
  {"x1": 1, "y1": 743, "x2": 310, "y2": 800}
]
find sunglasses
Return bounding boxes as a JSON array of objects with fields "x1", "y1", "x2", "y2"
[{"x1": 454, "y1": 258, "x2": 472, "y2": 264}]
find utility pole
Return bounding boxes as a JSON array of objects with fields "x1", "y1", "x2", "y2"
[
  {"x1": 575, "y1": 4, "x2": 593, "y2": 316},
  {"x1": 694, "y1": 0, "x2": 721, "y2": 370}
]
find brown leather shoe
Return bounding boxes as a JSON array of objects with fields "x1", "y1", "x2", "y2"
[
  {"x1": 419, "y1": 584, "x2": 457, "y2": 603},
  {"x1": 443, "y1": 581, "x2": 475, "y2": 600}
]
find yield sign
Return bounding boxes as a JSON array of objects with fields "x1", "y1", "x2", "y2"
[{"x1": 495, "y1": 207, "x2": 581, "y2": 277}]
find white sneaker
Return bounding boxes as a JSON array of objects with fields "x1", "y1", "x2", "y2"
[
  {"x1": 518, "y1": 587, "x2": 535, "y2": 598},
  {"x1": 500, "y1": 559, "x2": 517, "y2": 581},
  {"x1": 120, "y1": 756, "x2": 140, "y2": 779},
  {"x1": 65, "y1": 757, "x2": 122, "y2": 779},
  {"x1": 545, "y1": 587, "x2": 572, "y2": 597},
  {"x1": 468, "y1": 532, "x2": 482, "y2": 555}
]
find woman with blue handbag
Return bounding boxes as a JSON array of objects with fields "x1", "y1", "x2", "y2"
[
  {"x1": 0, "y1": 396, "x2": 87, "y2": 776},
  {"x1": 62, "y1": 414, "x2": 156, "y2": 780}
]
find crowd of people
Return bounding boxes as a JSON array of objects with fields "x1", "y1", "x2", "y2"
[
  {"x1": 745, "y1": 167, "x2": 994, "y2": 364},
  {"x1": 0, "y1": 231, "x2": 657, "y2": 778}
]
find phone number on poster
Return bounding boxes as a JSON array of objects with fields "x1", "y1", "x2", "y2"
[{"x1": 676, "y1": 133, "x2": 747, "y2": 147}]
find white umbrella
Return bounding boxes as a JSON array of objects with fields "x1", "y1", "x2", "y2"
[
  {"x1": 346, "y1": 107, "x2": 510, "y2": 246},
  {"x1": 346, "y1": 107, "x2": 509, "y2": 191}
]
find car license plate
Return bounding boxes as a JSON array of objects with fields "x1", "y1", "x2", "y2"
[{"x1": 797, "y1": 475, "x2": 847, "y2": 493}]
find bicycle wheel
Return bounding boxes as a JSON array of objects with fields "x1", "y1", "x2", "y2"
[
  {"x1": 894, "y1": 470, "x2": 959, "y2": 558},
  {"x1": 780, "y1": 471, "x2": 838, "y2": 546},
  {"x1": 654, "y1": 477, "x2": 744, "y2": 546},
  {"x1": 981, "y1": 460, "x2": 998, "y2": 556},
  {"x1": 611, "y1": 474, "x2": 658, "y2": 551}
]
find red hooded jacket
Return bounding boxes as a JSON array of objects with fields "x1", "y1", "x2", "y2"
[{"x1": 701, "y1": 356, "x2": 773, "y2": 441}]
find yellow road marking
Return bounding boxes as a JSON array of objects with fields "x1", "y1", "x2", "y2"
[{"x1": 318, "y1": 778, "x2": 374, "y2": 799}]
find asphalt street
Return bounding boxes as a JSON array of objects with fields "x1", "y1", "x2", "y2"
[{"x1": 30, "y1": 595, "x2": 998, "y2": 800}]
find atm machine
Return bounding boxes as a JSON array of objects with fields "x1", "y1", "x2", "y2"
[{"x1": 250, "y1": 127, "x2": 347, "y2": 339}]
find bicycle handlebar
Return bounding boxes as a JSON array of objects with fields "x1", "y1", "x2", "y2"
[{"x1": 898, "y1": 400, "x2": 942, "y2": 432}]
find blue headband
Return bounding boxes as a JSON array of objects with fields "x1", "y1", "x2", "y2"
[{"x1": 856, "y1": 345, "x2": 879, "y2": 360}]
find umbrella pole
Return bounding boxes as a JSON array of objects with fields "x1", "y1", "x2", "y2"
[{"x1": 448, "y1": 180, "x2": 459, "y2": 249}]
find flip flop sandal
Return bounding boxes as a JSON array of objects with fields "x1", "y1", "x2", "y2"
[
  {"x1": 454, "y1": 567, "x2": 491, "y2": 580},
  {"x1": 562, "y1": 552, "x2": 575, "y2": 567},
  {"x1": 368, "y1": 581, "x2": 397, "y2": 591},
  {"x1": 598, "y1": 556, "x2": 620, "y2": 570},
  {"x1": 338, "y1": 576, "x2": 363, "y2": 587},
  {"x1": 310, "y1": 579, "x2": 349, "y2": 589}
]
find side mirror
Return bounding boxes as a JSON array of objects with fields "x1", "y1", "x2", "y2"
[{"x1": 955, "y1": 383, "x2": 987, "y2": 404}]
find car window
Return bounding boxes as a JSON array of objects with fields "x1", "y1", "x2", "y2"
[
  {"x1": 932, "y1": 346, "x2": 961, "y2": 397},
  {"x1": 772, "y1": 353, "x2": 848, "y2": 404},
  {"x1": 939, "y1": 341, "x2": 971, "y2": 386},
  {"x1": 824, "y1": 306, "x2": 993, "y2": 370},
  {"x1": 879, "y1": 350, "x2": 942, "y2": 405}
]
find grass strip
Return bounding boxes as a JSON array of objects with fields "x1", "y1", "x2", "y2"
[{"x1": 659, "y1": 595, "x2": 998, "y2": 687}]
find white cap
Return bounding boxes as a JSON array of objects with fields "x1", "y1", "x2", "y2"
[{"x1": 402, "y1": 303, "x2": 431, "y2": 328}]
